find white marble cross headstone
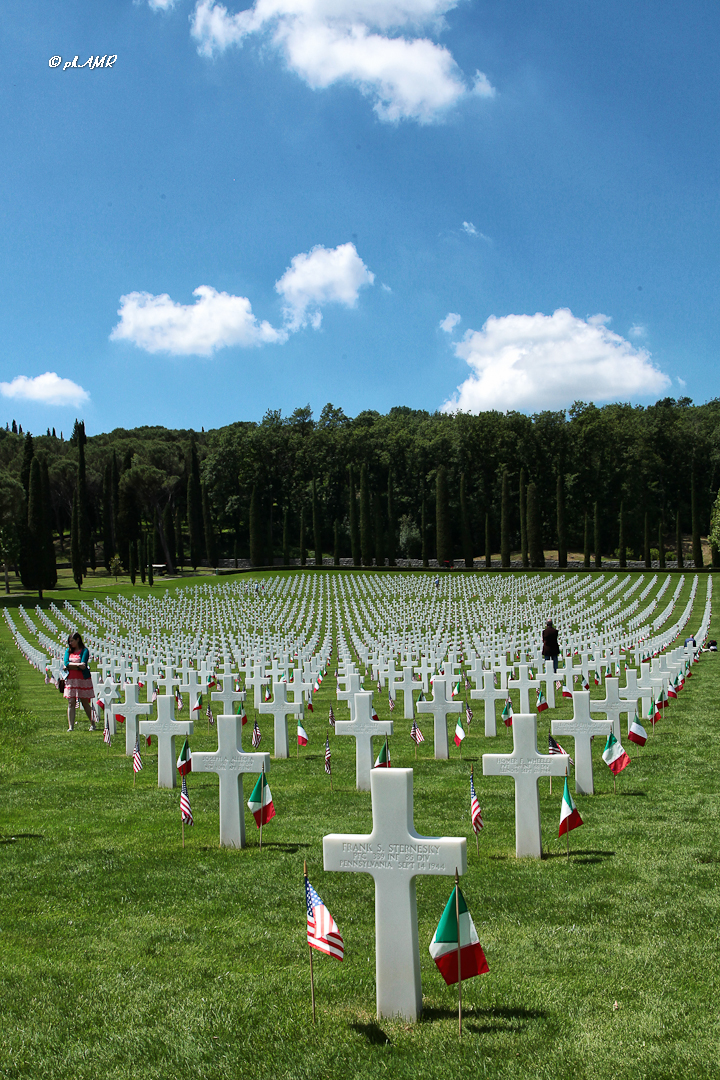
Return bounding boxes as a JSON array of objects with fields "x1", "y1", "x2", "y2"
[
  {"x1": 138, "y1": 695, "x2": 194, "y2": 789},
  {"x1": 483, "y1": 713, "x2": 568, "y2": 858},
  {"x1": 211, "y1": 674, "x2": 245, "y2": 716},
  {"x1": 192, "y1": 714, "x2": 271, "y2": 848},
  {"x1": 114, "y1": 682, "x2": 151, "y2": 756},
  {"x1": 551, "y1": 691, "x2": 613, "y2": 796},
  {"x1": 589, "y1": 677, "x2": 628, "y2": 740},
  {"x1": 415, "y1": 677, "x2": 460, "y2": 758},
  {"x1": 508, "y1": 664, "x2": 540, "y2": 714},
  {"x1": 470, "y1": 672, "x2": 508, "y2": 737},
  {"x1": 323, "y1": 768, "x2": 466, "y2": 1020},
  {"x1": 334, "y1": 692, "x2": 393, "y2": 791},
  {"x1": 258, "y1": 681, "x2": 297, "y2": 759}
]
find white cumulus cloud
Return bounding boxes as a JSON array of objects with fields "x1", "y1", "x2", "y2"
[
  {"x1": 189, "y1": 0, "x2": 494, "y2": 122},
  {"x1": 0, "y1": 373, "x2": 90, "y2": 408},
  {"x1": 275, "y1": 242, "x2": 375, "y2": 330},
  {"x1": 148, "y1": 0, "x2": 176, "y2": 10},
  {"x1": 442, "y1": 308, "x2": 671, "y2": 413},
  {"x1": 440, "y1": 312, "x2": 461, "y2": 333},
  {"x1": 110, "y1": 286, "x2": 288, "y2": 356},
  {"x1": 462, "y1": 221, "x2": 477, "y2": 236}
]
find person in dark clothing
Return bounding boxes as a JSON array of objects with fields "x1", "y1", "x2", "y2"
[{"x1": 542, "y1": 619, "x2": 560, "y2": 672}]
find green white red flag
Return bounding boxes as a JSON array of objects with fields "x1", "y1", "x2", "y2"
[
  {"x1": 558, "y1": 776, "x2": 583, "y2": 837},
  {"x1": 536, "y1": 687, "x2": 548, "y2": 712},
  {"x1": 247, "y1": 773, "x2": 275, "y2": 827},
  {"x1": 176, "y1": 738, "x2": 192, "y2": 775},
  {"x1": 374, "y1": 740, "x2": 391, "y2": 768},
  {"x1": 429, "y1": 885, "x2": 489, "y2": 985},
  {"x1": 602, "y1": 732, "x2": 630, "y2": 775}
]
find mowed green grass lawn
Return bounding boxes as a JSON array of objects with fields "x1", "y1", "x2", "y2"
[{"x1": 0, "y1": 571, "x2": 718, "y2": 1080}]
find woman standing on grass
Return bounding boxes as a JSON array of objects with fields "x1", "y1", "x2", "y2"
[{"x1": 63, "y1": 632, "x2": 96, "y2": 731}]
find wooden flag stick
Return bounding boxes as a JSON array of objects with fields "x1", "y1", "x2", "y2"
[
  {"x1": 455, "y1": 867, "x2": 462, "y2": 1039},
  {"x1": 305, "y1": 861, "x2": 316, "y2": 1024},
  {"x1": 182, "y1": 819, "x2": 185, "y2": 850},
  {"x1": 259, "y1": 763, "x2": 265, "y2": 852},
  {"x1": 566, "y1": 763, "x2": 570, "y2": 859}
]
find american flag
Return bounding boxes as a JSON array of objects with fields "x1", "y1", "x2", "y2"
[
  {"x1": 206, "y1": 704, "x2": 214, "y2": 725},
  {"x1": 465, "y1": 702, "x2": 473, "y2": 725},
  {"x1": 328, "y1": 705, "x2": 335, "y2": 728},
  {"x1": 175, "y1": 690, "x2": 183, "y2": 710},
  {"x1": 152, "y1": 689, "x2": 158, "y2": 703},
  {"x1": 251, "y1": 719, "x2": 262, "y2": 748},
  {"x1": 305, "y1": 875, "x2": 344, "y2": 960},
  {"x1": 410, "y1": 720, "x2": 424, "y2": 744},
  {"x1": 377, "y1": 680, "x2": 382, "y2": 693},
  {"x1": 324, "y1": 735, "x2": 331, "y2": 775},
  {"x1": 470, "y1": 772, "x2": 483, "y2": 833},
  {"x1": 180, "y1": 775, "x2": 194, "y2": 826},
  {"x1": 103, "y1": 721, "x2": 111, "y2": 746},
  {"x1": 389, "y1": 696, "x2": 396, "y2": 712},
  {"x1": 133, "y1": 740, "x2": 143, "y2": 773},
  {"x1": 549, "y1": 734, "x2": 574, "y2": 765}
]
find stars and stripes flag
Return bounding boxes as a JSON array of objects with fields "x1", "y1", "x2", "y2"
[
  {"x1": 377, "y1": 680, "x2": 382, "y2": 693},
  {"x1": 324, "y1": 735, "x2": 331, "y2": 774},
  {"x1": 410, "y1": 720, "x2": 425, "y2": 745},
  {"x1": 175, "y1": 690, "x2": 183, "y2": 710},
  {"x1": 206, "y1": 704, "x2": 214, "y2": 725},
  {"x1": 328, "y1": 705, "x2": 335, "y2": 729},
  {"x1": 251, "y1": 719, "x2": 262, "y2": 748},
  {"x1": 152, "y1": 689, "x2": 158, "y2": 704},
  {"x1": 103, "y1": 720, "x2": 111, "y2": 746},
  {"x1": 305, "y1": 875, "x2": 344, "y2": 960},
  {"x1": 132, "y1": 740, "x2": 143, "y2": 773},
  {"x1": 549, "y1": 734, "x2": 574, "y2": 765},
  {"x1": 470, "y1": 771, "x2": 483, "y2": 833},
  {"x1": 389, "y1": 696, "x2": 396, "y2": 712},
  {"x1": 180, "y1": 775, "x2": 194, "y2": 826},
  {"x1": 465, "y1": 702, "x2": 473, "y2": 725}
]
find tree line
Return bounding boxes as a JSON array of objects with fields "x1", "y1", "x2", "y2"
[{"x1": 1, "y1": 397, "x2": 719, "y2": 593}]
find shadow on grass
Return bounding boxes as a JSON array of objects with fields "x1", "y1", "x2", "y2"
[
  {"x1": 0, "y1": 833, "x2": 44, "y2": 843},
  {"x1": 422, "y1": 1004, "x2": 546, "y2": 1032},
  {"x1": 544, "y1": 849, "x2": 615, "y2": 862},
  {"x1": 258, "y1": 842, "x2": 311, "y2": 853},
  {"x1": 349, "y1": 1021, "x2": 392, "y2": 1046}
]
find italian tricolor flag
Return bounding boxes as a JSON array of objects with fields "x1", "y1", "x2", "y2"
[
  {"x1": 429, "y1": 885, "x2": 489, "y2": 985},
  {"x1": 452, "y1": 681, "x2": 460, "y2": 698},
  {"x1": 247, "y1": 773, "x2": 275, "y2": 827},
  {"x1": 176, "y1": 737, "x2": 192, "y2": 775},
  {"x1": 192, "y1": 692, "x2": 203, "y2": 713},
  {"x1": 647, "y1": 695, "x2": 660, "y2": 726},
  {"x1": 628, "y1": 712, "x2": 648, "y2": 747},
  {"x1": 454, "y1": 717, "x2": 466, "y2": 746},
  {"x1": 237, "y1": 704, "x2": 248, "y2": 725},
  {"x1": 536, "y1": 687, "x2": 548, "y2": 713},
  {"x1": 558, "y1": 776, "x2": 583, "y2": 836},
  {"x1": 297, "y1": 721, "x2": 309, "y2": 746},
  {"x1": 501, "y1": 698, "x2": 513, "y2": 727},
  {"x1": 374, "y1": 740, "x2": 391, "y2": 768},
  {"x1": 602, "y1": 732, "x2": 630, "y2": 775}
]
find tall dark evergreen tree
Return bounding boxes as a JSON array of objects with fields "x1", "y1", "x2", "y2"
[
  {"x1": 519, "y1": 468, "x2": 528, "y2": 568},
  {"x1": 163, "y1": 503, "x2": 177, "y2": 571},
  {"x1": 594, "y1": 502, "x2": 601, "y2": 569},
  {"x1": 618, "y1": 500, "x2": 626, "y2": 568},
  {"x1": 691, "y1": 470, "x2": 703, "y2": 567},
  {"x1": 111, "y1": 451, "x2": 119, "y2": 551},
  {"x1": 485, "y1": 511, "x2": 491, "y2": 568},
  {"x1": 129, "y1": 540, "x2": 136, "y2": 585},
  {"x1": 25, "y1": 458, "x2": 45, "y2": 597},
  {"x1": 421, "y1": 491, "x2": 428, "y2": 567},
  {"x1": 76, "y1": 420, "x2": 90, "y2": 567},
  {"x1": 282, "y1": 506, "x2": 290, "y2": 566},
  {"x1": 644, "y1": 512, "x2": 651, "y2": 568},
  {"x1": 333, "y1": 518, "x2": 340, "y2": 566},
  {"x1": 312, "y1": 477, "x2": 322, "y2": 566},
  {"x1": 102, "y1": 461, "x2": 113, "y2": 571},
  {"x1": 202, "y1": 483, "x2": 218, "y2": 567},
  {"x1": 175, "y1": 506, "x2": 185, "y2": 570},
  {"x1": 387, "y1": 469, "x2": 397, "y2": 566},
  {"x1": 359, "y1": 463, "x2": 372, "y2": 566},
  {"x1": 527, "y1": 482, "x2": 544, "y2": 568},
  {"x1": 139, "y1": 534, "x2": 146, "y2": 583},
  {"x1": 299, "y1": 505, "x2": 306, "y2": 566},
  {"x1": 460, "y1": 472, "x2": 473, "y2": 568},
  {"x1": 557, "y1": 474, "x2": 567, "y2": 568},
  {"x1": 435, "y1": 464, "x2": 451, "y2": 566},
  {"x1": 348, "y1": 466, "x2": 360, "y2": 567},
  {"x1": 249, "y1": 484, "x2": 262, "y2": 567},
  {"x1": 583, "y1": 510, "x2": 590, "y2": 568},
  {"x1": 658, "y1": 518, "x2": 666, "y2": 569},
  {"x1": 20, "y1": 433, "x2": 35, "y2": 497},
  {"x1": 373, "y1": 490, "x2": 384, "y2": 567},
  {"x1": 500, "y1": 468, "x2": 510, "y2": 568},
  {"x1": 40, "y1": 460, "x2": 57, "y2": 590},
  {"x1": 71, "y1": 486, "x2": 83, "y2": 590},
  {"x1": 187, "y1": 441, "x2": 203, "y2": 569},
  {"x1": 676, "y1": 509, "x2": 683, "y2": 568}
]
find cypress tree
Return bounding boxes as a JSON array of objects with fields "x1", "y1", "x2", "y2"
[
  {"x1": 519, "y1": 468, "x2": 528, "y2": 568},
  {"x1": 644, "y1": 511, "x2": 651, "y2": 568},
  {"x1": 139, "y1": 534, "x2": 146, "y2": 583},
  {"x1": 282, "y1": 506, "x2": 290, "y2": 566},
  {"x1": 26, "y1": 458, "x2": 45, "y2": 597},
  {"x1": 500, "y1": 468, "x2": 510, "y2": 568},
  {"x1": 333, "y1": 519, "x2": 340, "y2": 566},
  {"x1": 594, "y1": 502, "x2": 601, "y2": 569},
  {"x1": 618, "y1": 500, "x2": 626, "y2": 568},
  {"x1": 348, "y1": 466, "x2": 360, "y2": 567},
  {"x1": 102, "y1": 462, "x2": 113, "y2": 571},
  {"x1": 460, "y1": 473, "x2": 473, "y2": 568},
  {"x1": 359, "y1": 463, "x2": 372, "y2": 566},
  {"x1": 557, "y1": 474, "x2": 567, "y2": 568},
  {"x1": 485, "y1": 511, "x2": 491, "y2": 568},
  {"x1": 76, "y1": 421, "x2": 90, "y2": 567},
  {"x1": 111, "y1": 451, "x2": 119, "y2": 551},
  {"x1": 249, "y1": 484, "x2": 262, "y2": 566},
  {"x1": 163, "y1": 503, "x2": 177, "y2": 571},
  {"x1": 527, "y1": 483, "x2": 544, "y2": 568},
  {"x1": 676, "y1": 509, "x2": 683, "y2": 568},
  {"x1": 712, "y1": 541, "x2": 720, "y2": 569},
  {"x1": 691, "y1": 470, "x2": 703, "y2": 567},
  {"x1": 71, "y1": 486, "x2": 83, "y2": 590},
  {"x1": 421, "y1": 491, "x2": 428, "y2": 567},
  {"x1": 129, "y1": 540, "x2": 136, "y2": 585},
  {"x1": 583, "y1": 510, "x2": 590, "y2": 568},
  {"x1": 299, "y1": 505, "x2": 306, "y2": 566},
  {"x1": 312, "y1": 477, "x2": 322, "y2": 566},
  {"x1": 202, "y1": 483, "x2": 218, "y2": 567},
  {"x1": 175, "y1": 506, "x2": 185, "y2": 570},
  {"x1": 659, "y1": 518, "x2": 666, "y2": 569},
  {"x1": 187, "y1": 444, "x2": 203, "y2": 569},
  {"x1": 148, "y1": 558, "x2": 154, "y2": 587},
  {"x1": 387, "y1": 469, "x2": 397, "y2": 566},
  {"x1": 40, "y1": 459, "x2": 57, "y2": 590},
  {"x1": 20, "y1": 432, "x2": 34, "y2": 496},
  {"x1": 266, "y1": 500, "x2": 274, "y2": 568},
  {"x1": 373, "y1": 490, "x2": 384, "y2": 567},
  {"x1": 436, "y1": 464, "x2": 451, "y2": 566}
]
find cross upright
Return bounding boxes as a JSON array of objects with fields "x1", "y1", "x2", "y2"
[
  {"x1": 192, "y1": 714, "x2": 271, "y2": 848},
  {"x1": 416, "y1": 677, "x2": 460, "y2": 758},
  {"x1": 538, "y1": 661, "x2": 557, "y2": 709},
  {"x1": 493, "y1": 653, "x2": 512, "y2": 689},
  {"x1": 589, "y1": 676, "x2": 630, "y2": 740},
  {"x1": 211, "y1": 673, "x2": 245, "y2": 716},
  {"x1": 113, "y1": 682, "x2": 151, "y2": 756},
  {"x1": 413, "y1": 655, "x2": 434, "y2": 693},
  {"x1": 483, "y1": 713, "x2": 569, "y2": 857},
  {"x1": 508, "y1": 664, "x2": 540, "y2": 713},
  {"x1": 334, "y1": 691, "x2": 393, "y2": 791},
  {"x1": 139, "y1": 695, "x2": 194, "y2": 789},
  {"x1": 323, "y1": 767, "x2": 466, "y2": 1020},
  {"x1": 96, "y1": 677, "x2": 120, "y2": 734},
  {"x1": 551, "y1": 691, "x2": 612, "y2": 796},
  {"x1": 470, "y1": 671, "x2": 508, "y2": 737},
  {"x1": 156, "y1": 666, "x2": 180, "y2": 698},
  {"x1": 392, "y1": 665, "x2": 416, "y2": 719},
  {"x1": 258, "y1": 681, "x2": 297, "y2": 758},
  {"x1": 337, "y1": 671, "x2": 364, "y2": 719},
  {"x1": 619, "y1": 667, "x2": 641, "y2": 715},
  {"x1": 246, "y1": 665, "x2": 271, "y2": 709}
]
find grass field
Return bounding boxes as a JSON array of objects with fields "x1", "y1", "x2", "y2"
[{"x1": 0, "y1": 571, "x2": 718, "y2": 1079}]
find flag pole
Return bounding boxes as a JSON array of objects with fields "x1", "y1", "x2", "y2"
[
  {"x1": 182, "y1": 818, "x2": 185, "y2": 850},
  {"x1": 304, "y1": 861, "x2": 316, "y2": 1024},
  {"x1": 472, "y1": 767, "x2": 479, "y2": 857},
  {"x1": 259, "y1": 763, "x2": 265, "y2": 852},
  {"x1": 455, "y1": 867, "x2": 462, "y2": 1039},
  {"x1": 566, "y1": 763, "x2": 569, "y2": 859}
]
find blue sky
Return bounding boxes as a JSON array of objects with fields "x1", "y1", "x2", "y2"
[{"x1": 2, "y1": 1, "x2": 719, "y2": 435}]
